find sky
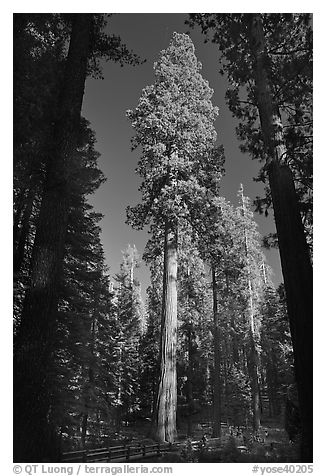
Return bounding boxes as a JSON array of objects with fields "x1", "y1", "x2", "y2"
[{"x1": 81, "y1": 13, "x2": 282, "y2": 294}]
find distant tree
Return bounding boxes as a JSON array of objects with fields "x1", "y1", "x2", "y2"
[
  {"x1": 190, "y1": 191, "x2": 242, "y2": 437},
  {"x1": 114, "y1": 245, "x2": 145, "y2": 425},
  {"x1": 58, "y1": 255, "x2": 117, "y2": 451},
  {"x1": 176, "y1": 227, "x2": 212, "y2": 437},
  {"x1": 139, "y1": 247, "x2": 163, "y2": 417},
  {"x1": 126, "y1": 32, "x2": 219, "y2": 442},
  {"x1": 187, "y1": 13, "x2": 313, "y2": 460},
  {"x1": 191, "y1": 186, "x2": 276, "y2": 433},
  {"x1": 238, "y1": 185, "x2": 262, "y2": 432},
  {"x1": 260, "y1": 284, "x2": 294, "y2": 418}
]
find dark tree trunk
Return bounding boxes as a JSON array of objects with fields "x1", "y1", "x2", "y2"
[
  {"x1": 14, "y1": 186, "x2": 36, "y2": 274},
  {"x1": 13, "y1": 14, "x2": 92, "y2": 462},
  {"x1": 13, "y1": 187, "x2": 27, "y2": 246},
  {"x1": 230, "y1": 315, "x2": 239, "y2": 364},
  {"x1": 204, "y1": 360, "x2": 211, "y2": 403},
  {"x1": 81, "y1": 413, "x2": 88, "y2": 450},
  {"x1": 247, "y1": 14, "x2": 313, "y2": 461},
  {"x1": 212, "y1": 266, "x2": 222, "y2": 438},
  {"x1": 152, "y1": 220, "x2": 178, "y2": 443},
  {"x1": 269, "y1": 162, "x2": 313, "y2": 459}
]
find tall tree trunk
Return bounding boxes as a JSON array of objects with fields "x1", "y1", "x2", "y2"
[
  {"x1": 248, "y1": 331, "x2": 261, "y2": 431},
  {"x1": 230, "y1": 315, "x2": 239, "y2": 364},
  {"x1": 205, "y1": 360, "x2": 211, "y2": 403},
  {"x1": 247, "y1": 14, "x2": 313, "y2": 461},
  {"x1": 212, "y1": 265, "x2": 222, "y2": 438},
  {"x1": 240, "y1": 184, "x2": 261, "y2": 431},
  {"x1": 186, "y1": 323, "x2": 194, "y2": 437},
  {"x1": 115, "y1": 337, "x2": 123, "y2": 430},
  {"x1": 152, "y1": 220, "x2": 178, "y2": 443},
  {"x1": 223, "y1": 340, "x2": 230, "y2": 425},
  {"x1": 13, "y1": 14, "x2": 92, "y2": 462}
]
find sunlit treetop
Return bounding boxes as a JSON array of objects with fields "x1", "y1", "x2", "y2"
[{"x1": 126, "y1": 32, "x2": 223, "y2": 230}]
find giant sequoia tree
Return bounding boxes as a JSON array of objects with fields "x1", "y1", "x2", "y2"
[
  {"x1": 187, "y1": 13, "x2": 313, "y2": 461},
  {"x1": 14, "y1": 15, "x2": 93, "y2": 462},
  {"x1": 126, "y1": 32, "x2": 220, "y2": 442},
  {"x1": 13, "y1": 14, "x2": 141, "y2": 462}
]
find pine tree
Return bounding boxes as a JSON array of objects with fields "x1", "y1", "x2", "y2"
[
  {"x1": 260, "y1": 284, "x2": 294, "y2": 418},
  {"x1": 114, "y1": 245, "x2": 144, "y2": 426}
]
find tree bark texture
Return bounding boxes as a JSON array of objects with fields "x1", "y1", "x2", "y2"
[
  {"x1": 247, "y1": 14, "x2": 313, "y2": 461},
  {"x1": 223, "y1": 342, "x2": 230, "y2": 425},
  {"x1": 240, "y1": 184, "x2": 261, "y2": 431},
  {"x1": 247, "y1": 337, "x2": 261, "y2": 431},
  {"x1": 212, "y1": 266, "x2": 222, "y2": 438},
  {"x1": 266, "y1": 345, "x2": 280, "y2": 417},
  {"x1": 247, "y1": 277, "x2": 261, "y2": 432},
  {"x1": 152, "y1": 221, "x2": 178, "y2": 443},
  {"x1": 13, "y1": 187, "x2": 27, "y2": 246},
  {"x1": 13, "y1": 14, "x2": 92, "y2": 462},
  {"x1": 14, "y1": 186, "x2": 36, "y2": 274},
  {"x1": 186, "y1": 323, "x2": 195, "y2": 437}
]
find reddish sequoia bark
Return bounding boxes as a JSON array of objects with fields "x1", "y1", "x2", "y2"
[
  {"x1": 247, "y1": 14, "x2": 313, "y2": 461},
  {"x1": 152, "y1": 220, "x2": 178, "y2": 443}
]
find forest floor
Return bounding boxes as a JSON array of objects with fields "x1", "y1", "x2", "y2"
[{"x1": 95, "y1": 417, "x2": 300, "y2": 463}]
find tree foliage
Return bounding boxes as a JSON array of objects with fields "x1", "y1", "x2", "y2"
[
  {"x1": 126, "y1": 32, "x2": 221, "y2": 231},
  {"x1": 187, "y1": 13, "x2": 312, "y2": 248}
]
